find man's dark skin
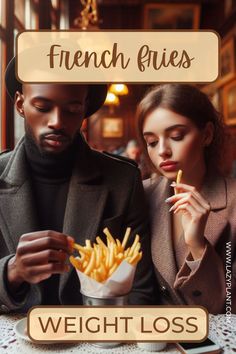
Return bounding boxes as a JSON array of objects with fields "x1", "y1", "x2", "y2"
[{"x1": 7, "y1": 84, "x2": 89, "y2": 292}]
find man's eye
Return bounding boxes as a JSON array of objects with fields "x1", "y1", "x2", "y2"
[
  {"x1": 147, "y1": 141, "x2": 158, "y2": 148},
  {"x1": 35, "y1": 106, "x2": 50, "y2": 112},
  {"x1": 171, "y1": 135, "x2": 184, "y2": 141}
]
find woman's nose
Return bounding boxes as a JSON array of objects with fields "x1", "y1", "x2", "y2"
[{"x1": 158, "y1": 139, "x2": 172, "y2": 157}]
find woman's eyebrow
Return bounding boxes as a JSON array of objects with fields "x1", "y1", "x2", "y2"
[
  {"x1": 165, "y1": 124, "x2": 187, "y2": 132},
  {"x1": 143, "y1": 124, "x2": 187, "y2": 136},
  {"x1": 143, "y1": 132, "x2": 155, "y2": 137}
]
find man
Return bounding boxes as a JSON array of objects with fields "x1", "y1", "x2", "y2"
[{"x1": 0, "y1": 58, "x2": 155, "y2": 313}]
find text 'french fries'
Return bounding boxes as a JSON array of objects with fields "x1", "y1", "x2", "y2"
[{"x1": 69, "y1": 227, "x2": 142, "y2": 283}]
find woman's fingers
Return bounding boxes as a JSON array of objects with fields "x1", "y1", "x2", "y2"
[
  {"x1": 173, "y1": 202, "x2": 200, "y2": 217},
  {"x1": 169, "y1": 195, "x2": 206, "y2": 214},
  {"x1": 170, "y1": 183, "x2": 211, "y2": 210}
]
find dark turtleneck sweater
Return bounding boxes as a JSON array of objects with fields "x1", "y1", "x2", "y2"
[{"x1": 24, "y1": 135, "x2": 78, "y2": 304}]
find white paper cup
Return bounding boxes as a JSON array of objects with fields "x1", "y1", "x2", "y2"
[
  {"x1": 81, "y1": 291, "x2": 128, "y2": 348},
  {"x1": 137, "y1": 342, "x2": 167, "y2": 352}
]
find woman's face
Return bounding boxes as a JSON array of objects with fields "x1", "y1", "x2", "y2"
[{"x1": 143, "y1": 107, "x2": 208, "y2": 183}]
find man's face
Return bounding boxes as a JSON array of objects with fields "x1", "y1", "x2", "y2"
[{"x1": 15, "y1": 84, "x2": 88, "y2": 154}]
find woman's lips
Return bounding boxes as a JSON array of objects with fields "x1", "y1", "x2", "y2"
[{"x1": 159, "y1": 161, "x2": 178, "y2": 172}]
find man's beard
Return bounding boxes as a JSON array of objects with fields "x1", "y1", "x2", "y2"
[{"x1": 24, "y1": 123, "x2": 76, "y2": 157}]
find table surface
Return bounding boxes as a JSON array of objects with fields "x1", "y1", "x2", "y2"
[{"x1": 0, "y1": 314, "x2": 235, "y2": 354}]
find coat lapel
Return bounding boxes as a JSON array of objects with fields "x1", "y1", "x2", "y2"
[
  {"x1": 149, "y1": 177, "x2": 178, "y2": 287},
  {"x1": 0, "y1": 138, "x2": 38, "y2": 252},
  {"x1": 59, "y1": 141, "x2": 109, "y2": 294},
  {"x1": 201, "y1": 173, "x2": 228, "y2": 245}
]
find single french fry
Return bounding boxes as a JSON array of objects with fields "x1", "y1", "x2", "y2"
[
  {"x1": 82, "y1": 260, "x2": 88, "y2": 269},
  {"x1": 108, "y1": 242, "x2": 114, "y2": 268},
  {"x1": 96, "y1": 236, "x2": 107, "y2": 250},
  {"x1": 129, "y1": 252, "x2": 143, "y2": 266},
  {"x1": 124, "y1": 247, "x2": 130, "y2": 257},
  {"x1": 103, "y1": 227, "x2": 116, "y2": 244},
  {"x1": 94, "y1": 244, "x2": 100, "y2": 268},
  {"x1": 84, "y1": 251, "x2": 96, "y2": 275},
  {"x1": 69, "y1": 255, "x2": 82, "y2": 270},
  {"x1": 175, "y1": 169, "x2": 183, "y2": 194},
  {"x1": 133, "y1": 242, "x2": 141, "y2": 254},
  {"x1": 116, "y1": 239, "x2": 122, "y2": 252},
  {"x1": 122, "y1": 227, "x2": 131, "y2": 249},
  {"x1": 73, "y1": 243, "x2": 90, "y2": 255},
  {"x1": 128, "y1": 234, "x2": 140, "y2": 256},
  {"x1": 85, "y1": 239, "x2": 92, "y2": 249}
]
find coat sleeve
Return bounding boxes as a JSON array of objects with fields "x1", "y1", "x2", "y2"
[
  {"x1": 173, "y1": 238, "x2": 236, "y2": 314},
  {"x1": 0, "y1": 254, "x2": 42, "y2": 314},
  {"x1": 123, "y1": 169, "x2": 156, "y2": 305}
]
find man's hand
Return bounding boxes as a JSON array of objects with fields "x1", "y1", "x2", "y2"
[{"x1": 7, "y1": 230, "x2": 74, "y2": 292}]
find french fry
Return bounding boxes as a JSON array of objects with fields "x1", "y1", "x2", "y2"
[
  {"x1": 84, "y1": 251, "x2": 95, "y2": 275},
  {"x1": 103, "y1": 227, "x2": 116, "y2": 244},
  {"x1": 175, "y1": 169, "x2": 183, "y2": 194},
  {"x1": 73, "y1": 243, "x2": 90, "y2": 255},
  {"x1": 96, "y1": 236, "x2": 107, "y2": 250},
  {"x1": 129, "y1": 251, "x2": 142, "y2": 266},
  {"x1": 121, "y1": 227, "x2": 131, "y2": 249},
  {"x1": 69, "y1": 255, "x2": 82, "y2": 270},
  {"x1": 108, "y1": 242, "x2": 114, "y2": 268},
  {"x1": 128, "y1": 234, "x2": 140, "y2": 256}
]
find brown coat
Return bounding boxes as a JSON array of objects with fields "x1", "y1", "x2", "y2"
[{"x1": 144, "y1": 173, "x2": 236, "y2": 314}]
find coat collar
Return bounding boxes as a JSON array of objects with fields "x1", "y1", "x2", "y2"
[
  {"x1": 200, "y1": 171, "x2": 227, "y2": 211},
  {"x1": 0, "y1": 135, "x2": 102, "y2": 187}
]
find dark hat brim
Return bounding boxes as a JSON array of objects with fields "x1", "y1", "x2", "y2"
[{"x1": 5, "y1": 57, "x2": 107, "y2": 118}]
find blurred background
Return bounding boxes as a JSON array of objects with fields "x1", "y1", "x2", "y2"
[{"x1": 1, "y1": 0, "x2": 236, "y2": 178}]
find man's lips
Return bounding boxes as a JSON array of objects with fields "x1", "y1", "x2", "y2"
[
  {"x1": 43, "y1": 134, "x2": 69, "y2": 142},
  {"x1": 43, "y1": 134, "x2": 70, "y2": 148}
]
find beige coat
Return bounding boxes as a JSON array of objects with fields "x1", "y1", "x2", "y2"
[{"x1": 144, "y1": 173, "x2": 236, "y2": 314}]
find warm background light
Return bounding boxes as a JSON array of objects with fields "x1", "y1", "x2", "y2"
[
  {"x1": 110, "y1": 84, "x2": 129, "y2": 95},
  {"x1": 104, "y1": 92, "x2": 120, "y2": 106}
]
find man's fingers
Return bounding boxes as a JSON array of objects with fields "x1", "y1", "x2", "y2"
[
  {"x1": 20, "y1": 231, "x2": 74, "y2": 247},
  {"x1": 17, "y1": 236, "x2": 72, "y2": 255},
  {"x1": 25, "y1": 263, "x2": 69, "y2": 283},
  {"x1": 21, "y1": 249, "x2": 68, "y2": 266}
]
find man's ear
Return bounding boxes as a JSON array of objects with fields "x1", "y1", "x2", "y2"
[
  {"x1": 203, "y1": 121, "x2": 214, "y2": 146},
  {"x1": 15, "y1": 91, "x2": 25, "y2": 117}
]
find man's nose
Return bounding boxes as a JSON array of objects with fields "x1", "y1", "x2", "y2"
[
  {"x1": 47, "y1": 107, "x2": 65, "y2": 129},
  {"x1": 158, "y1": 139, "x2": 172, "y2": 158}
]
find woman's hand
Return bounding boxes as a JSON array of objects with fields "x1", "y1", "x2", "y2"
[{"x1": 166, "y1": 182, "x2": 211, "y2": 260}]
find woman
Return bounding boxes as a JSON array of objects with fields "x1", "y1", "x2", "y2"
[{"x1": 136, "y1": 84, "x2": 236, "y2": 314}]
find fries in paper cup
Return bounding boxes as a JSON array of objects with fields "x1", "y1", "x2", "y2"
[{"x1": 69, "y1": 227, "x2": 142, "y2": 297}]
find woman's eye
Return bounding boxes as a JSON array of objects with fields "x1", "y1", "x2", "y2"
[
  {"x1": 147, "y1": 140, "x2": 158, "y2": 148},
  {"x1": 171, "y1": 135, "x2": 184, "y2": 141}
]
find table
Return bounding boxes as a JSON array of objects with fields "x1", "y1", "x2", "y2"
[{"x1": 0, "y1": 314, "x2": 235, "y2": 353}]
